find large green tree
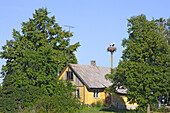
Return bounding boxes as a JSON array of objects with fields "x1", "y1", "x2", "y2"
[
  {"x1": 0, "y1": 8, "x2": 80, "y2": 89},
  {"x1": 106, "y1": 15, "x2": 170, "y2": 112},
  {"x1": 0, "y1": 8, "x2": 81, "y2": 112}
]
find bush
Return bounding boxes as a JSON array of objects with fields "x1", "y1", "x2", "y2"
[
  {"x1": 157, "y1": 105, "x2": 169, "y2": 112},
  {"x1": 35, "y1": 94, "x2": 82, "y2": 113},
  {"x1": 0, "y1": 86, "x2": 47, "y2": 113},
  {"x1": 91, "y1": 102, "x2": 96, "y2": 107},
  {"x1": 0, "y1": 80, "x2": 84, "y2": 113},
  {"x1": 96, "y1": 101, "x2": 102, "y2": 107}
]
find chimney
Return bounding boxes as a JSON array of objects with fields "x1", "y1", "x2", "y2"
[{"x1": 91, "y1": 60, "x2": 96, "y2": 66}]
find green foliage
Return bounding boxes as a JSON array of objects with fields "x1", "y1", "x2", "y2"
[
  {"x1": 91, "y1": 101, "x2": 103, "y2": 108},
  {"x1": 96, "y1": 101, "x2": 102, "y2": 107},
  {"x1": 35, "y1": 94, "x2": 81, "y2": 113},
  {"x1": 0, "y1": 8, "x2": 80, "y2": 89},
  {"x1": 151, "y1": 105, "x2": 170, "y2": 112},
  {"x1": 91, "y1": 102, "x2": 96, "y2": 107},
  {"x1": 106, "y1": 14, "x2": 170, "y2": 111},
  {"x1": 154, "y1": 18, "x2": 170, "y2": 106},
  {"x1": 34, "y1": 80, "x2": 83, "y2": 113},
  {"x1": 0, "y1": 80, "x2": 84, "y2": 113},
  {"x1": 0, "y1": 86, "x2": 47, "y2": 112},
  {"x1": 0, "y1": 8, "x2": 81, "y2": 112},
  {"x1": 157, "y1": 105, "x2": 170, "y2": 112},
  {"x1": 78, "y1": 106, "x2": 140, "y2": 113}
]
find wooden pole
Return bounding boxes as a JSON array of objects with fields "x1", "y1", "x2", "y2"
[
  {"x1": 147, "y1": 103, "x2": 150, "y2": 113},
  {"x1": 111, "y1": 52, "x2": 113, "y2": 69}
]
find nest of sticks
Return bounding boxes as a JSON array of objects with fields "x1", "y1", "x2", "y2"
[{"x1": 107, "y1": 47, "x2": 117, "y2": 52}]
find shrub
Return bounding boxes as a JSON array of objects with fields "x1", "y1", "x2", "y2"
[
  {"x1": 0, "y1": 86, "x2": 47, "y2": 112},
  {"x1": 0, "y1": 80, "x2": 84, "y2": 113},
  {"x1": 91, "y1": 102, "x2": 96, "y2": 107},
  {"x1": 157, "y1": 105, "x2": 169, "y2": 112},
  {"x1": 96, "y1": 101, "x2": 102, "y2": 107}
]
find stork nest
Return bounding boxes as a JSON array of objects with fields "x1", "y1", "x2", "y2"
[{"x1": 107, "y1": 47, "x2": 117, "y2": 52}]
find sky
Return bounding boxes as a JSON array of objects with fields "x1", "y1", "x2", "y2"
[{"x1": 0, "y1": 0, "x2": 170, "y2": 84}]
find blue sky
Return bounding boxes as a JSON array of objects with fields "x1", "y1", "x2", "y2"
[{"x1": 0, "y1": 0, "x2": 170, "y2": 84}]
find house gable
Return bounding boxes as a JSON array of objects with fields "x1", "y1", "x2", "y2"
[{"x1": 58, "y1": 65, "x2": 84, "y2": 87}]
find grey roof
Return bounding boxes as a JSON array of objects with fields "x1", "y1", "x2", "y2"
[
  {"x1": 69, "y1": 63, "x2": 112, "y2": 88},
  {"x1": 68, "y1": 63, "x2": 127, "y2": 94}
]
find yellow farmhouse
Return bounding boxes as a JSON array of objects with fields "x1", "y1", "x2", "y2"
[{"x1": 58, "y1": 61, "x2": 137, "y2": 109}]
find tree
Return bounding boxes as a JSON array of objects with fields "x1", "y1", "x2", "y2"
[
  {"x1": 0, "y1": 8, "x2": 80, "y2": 91},
  {"x1": 155, "y1": 17, "x2": 170, "y2": 106},
  {"x1": 106, "y1": 15, "x2": 170, "y2": 112},
  {"x1": 0, "y1": 8, "x2": 81, "y2": 112}
]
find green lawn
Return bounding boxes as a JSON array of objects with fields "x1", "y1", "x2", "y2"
[
  {"x1": 77, "y1": 107, "x2": 116, "y2": 113},
  {"x1": 77, "y1": 107, "x2": 136, "y2": 113},
  {"x1": 77, "y1": 107, "x2": 167, "y2": 113}
]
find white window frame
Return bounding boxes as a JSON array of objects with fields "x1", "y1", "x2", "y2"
[
  {"x1": 93, "y1": 89, "x2": 100, "y2": 98},
  {"x1": 76, "y1": 88, "x2": 80, "y2": 98}
]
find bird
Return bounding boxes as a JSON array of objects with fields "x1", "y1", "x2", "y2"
[{"x1": 110, "y1": 42, "x2": 115, "y2": 47}]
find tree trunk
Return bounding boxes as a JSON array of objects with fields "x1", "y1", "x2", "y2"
[{"x1": 147, "y1": 103, "x2": 150, "y2": 113}]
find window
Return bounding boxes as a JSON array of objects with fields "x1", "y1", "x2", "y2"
[
  {"x1": 67, "y1": 71, "x2": 73, "y2": 81},
  {"x1": 76, "y1": 89, "x2": 80, "y2": 98},
  {"x1": 93, "y1": 89, "x2": 99, "y2": 98}
]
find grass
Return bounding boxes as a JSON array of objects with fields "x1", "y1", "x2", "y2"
[
  {"x1": 77, "y1": 107, "x2": 116, "y2": 113},
  {"x1": 77, "y1": 106, "x2": 168, "y2": 113},
  {"x1": 77, "y1": 106, "x2": 138, "y2": 113}
]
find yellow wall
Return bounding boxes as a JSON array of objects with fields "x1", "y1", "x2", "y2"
[
  {"x1": 73, "y1": 85, "x2": 106, "y2": 105},
  {"x1": 111, "y1": 93, "x2": 138, "y2": 109},
  {"x1": 120, "y1": 95, "x2": 138, "y2": 109},
  {"x1": 58, "y1": 66, "x2": 69, "y2": 80},
  {"x1": 120, "y1": 95, "x2": 138, "y2": 106},
  {"x1": 84, "y1": 86, "x2": 105, "y2": 105},
  {"x1": 58, "y1": 66, "x2": 83, "y2": 86},
  {"x1": 75, "y1": 86, "x2": 85, "y2": 102}
]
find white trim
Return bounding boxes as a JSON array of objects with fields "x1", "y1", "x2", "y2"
[
  {"x1": 76, "y1": 88, "x2": 80, "y2": 98},
  {"x1": 93, "y1": 89, "x2": 100, "y2": 98}
]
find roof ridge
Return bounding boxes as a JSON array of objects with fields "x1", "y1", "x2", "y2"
[{"x1": 69, "y1": 63, "x2": 111, "y2": 69}]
